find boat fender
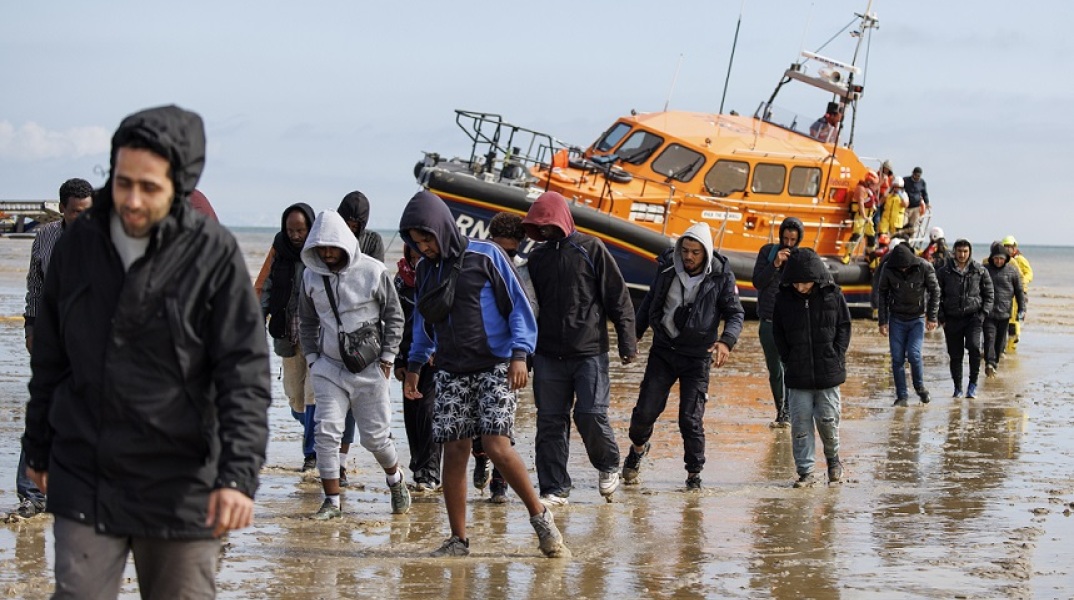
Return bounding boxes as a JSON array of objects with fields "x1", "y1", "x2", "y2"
[{"x1": 606, "y1": 167, "x2": 633, "y2": 184}]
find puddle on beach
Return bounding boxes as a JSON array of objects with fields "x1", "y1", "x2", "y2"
[{"x1": 0, "y1": 236, "x2": 1071, "y2": 598}]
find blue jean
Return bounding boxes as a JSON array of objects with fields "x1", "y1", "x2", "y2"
[
  {"x1": 533, "y1": 353, "x2": 619, "y2": 496},
  {"x1": 16, "y1": 449, "x2": 45, "y2": 503},
  {"x1": 787, "y1": 386, "x2": 841, "y2": 475},
  {"x1": 888, "y1": 315, "x2": 925, "y2": 399}
]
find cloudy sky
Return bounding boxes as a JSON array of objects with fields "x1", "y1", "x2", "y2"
[{"x1": 2, "y1": 1, "x2": 1071, "y2": 245}]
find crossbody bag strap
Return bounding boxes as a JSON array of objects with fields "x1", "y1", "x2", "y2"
[{"x1": 322, "y1": 275, "x2": 344, "y2": 327}]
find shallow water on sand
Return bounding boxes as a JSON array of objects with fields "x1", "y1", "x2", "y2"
[{"x1": 0, "y1": 232, "x2": 1071, "y2": 598}]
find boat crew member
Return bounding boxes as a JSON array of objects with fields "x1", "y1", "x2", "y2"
[
  {"x1": 1001, "y1": 235, "x2": 1032, "y2": 353},
  {"x1": 809, "y1": 101, "x2": 842, "y2": 143},
  {"x1": 842, "y1": 170, "x2": 880, "y2": 263},
  {"x1": 902, "y1": 167, "x2": 930, "y2": 237}
]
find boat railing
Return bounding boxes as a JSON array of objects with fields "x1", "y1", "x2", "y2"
[
  {"x1": 754, "y1": 102, "x2": 811, "y2": 138},
  {"x1": 453, "y1": 109, "x2": 578, "y2": 181}
]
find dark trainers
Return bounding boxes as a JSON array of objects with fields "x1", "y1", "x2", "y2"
[
  {"x1": 530, "y1": 509, "x2": 571, "y2": 558},
  {"x1": 301, "y1": 455, "x2": 317, "y2": 472},
  {"x1": 827, "y1": 458, "x2": 843, "y2": 482},
  {"x1": 966, "y1": 383, "x2": 978, "y2": 399},
  {"x1": 893, "y1": 398, "x2": 909, "y2": 407},
  {"x1": 430, "y1": 535, "x2": 470, "y2": 557},
  {"x1": 14, "y1": 498, "x2": 45, "y2": 519},
  {"x1": 389, "y1": 474, "x2": 412, "y2": 514},
  {"x1": 621, "y1": 442, "x2": 650, "y2": 484},
  {"x1": 985, "y1": 364, "x2": 996, "y2": 379},
  {"x1": 472, "y1": 455, "x2": 491, "y2": 490},
  {"x1": 685, "y1": 473, "x2": 702, "y2": 490},
  {"x1": 916, "y1": 389, "x2": 931, "y2": 405},
  {"x1": 312, "y1": 498, "x2": 342, "y2": 520},
  {"x1": 953, "y1": 387, "x2": 964, "y2": 398},
  {"x1": 793, "y1": 472, "x2": 818, "y2": 488},
  {"x1": 489, "y1": 476, "x2": 509, "y2": 504},
  {"x1": 339, "y1": 467, "x2": 350, "y2": 488}
]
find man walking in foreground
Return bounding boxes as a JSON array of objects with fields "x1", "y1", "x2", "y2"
[
  {"x1": 982, "y1": 242, "x2": 1024, "y2": 378},
  {"x1": 772, "y1": 248, "x2": 851, "y2": 488},
  {"x1": 623, "y1": 223, "x2": 744, "y2": 490},
  {"x1": 522, "y1": 191, "x2": 637, "y2": 505},
  {"x1": 299, "y1": 210, "x2": 409, "y2": 519},
  {"x1": 16, "y1": 177, "x2": 92, "y2": 519},
  {"x1": 878, "y1": 243, "x2": 940, "y2": 407},
  {"x1": 23, "y1": 105, "x2": 271, "y2": 598},
  {"x1": 936, "y1": 239, "x2": 994, "y2": 399},
  {"x1": 400, "y1": 191, "x2": 569, "y2": 558}
]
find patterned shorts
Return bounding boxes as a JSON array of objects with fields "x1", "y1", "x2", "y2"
[{"x1": 433, "y1": 363, "x2": 517, "y2": 443}]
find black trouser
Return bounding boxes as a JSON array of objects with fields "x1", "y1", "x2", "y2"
[
  {"x1": 943, "y1": 314, "x2": 983, "y2": 387},
  {"x1": 983, "y1": 317, "x2": 1010, "y2": 368},
  {"x1": 403, "y1": 365, "x2": 441, "y2": 484},
  {"x1": 628, "y1": 345, "x2": 711, "y2": 473}
]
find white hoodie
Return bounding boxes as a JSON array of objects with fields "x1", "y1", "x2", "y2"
[
  {"x1": 298, "y1": 210, "x2": 403, "y2": 367},
  {"x1": 662, "y1": 222, "x2": 715, "y2": 337}
]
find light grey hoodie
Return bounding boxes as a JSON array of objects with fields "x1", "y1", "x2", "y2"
[
  {"x1": 662, "y1": 222, "x2": 715, "y2": 337},
  {"x1": 298, "y1": 209, "x2": 403, "y2": 368}
]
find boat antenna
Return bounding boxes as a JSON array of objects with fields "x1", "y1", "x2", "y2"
[
  {"x1": 664, "y1": 53, "x2": 684, "y2": 112},
  {"x1": 718, "y1": 0, "x2": 746, "y2": 114}
]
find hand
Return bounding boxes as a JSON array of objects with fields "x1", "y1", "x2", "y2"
[
  {"x1": 620, "y1": 353, "x2": 636, "y2": 365},
  {"x1": 379, "y1": 361, "x2": 392, "y2": 380},
  {"x1": 27, "y1": 468, "x2": 47, "y2": 494},
  {"x1": 206, "y1": 488, "x2": 254, "y2": 538},
  {"x1": 403, "y1": 371, "x2": 423, "y2": 399},
  {"x1": 1017, "y1": 312, "x2": 1025, "y2": 322},
  {"x1": 878, "y1": 324, "x2": 888, "y2": 336},
  {"x1": 774, "y1": 248, "x2": 791, "y2": 268},
  {"x1": 926, "y1": 320, "x2": 938, "y2": 332},
  {"x1": 709, "y1": 341, "x2": 731, "y2": 367},
  {"x1": 394, "y1": 366, "x2": 406, "y2": 382},
  {"x1": 507, "y1": 358, "x2": 528, "y2": 390}
]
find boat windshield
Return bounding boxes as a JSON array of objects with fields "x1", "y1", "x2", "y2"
[
  {"x1": 651, "y1": 144, "x2": 706, "y2": 183},
  {"x1": 595, "y1": 122, "x2": 631, "y2": 152},
  {"x1": 615, "y1": 130, "x2": 664, "y2": 165}
]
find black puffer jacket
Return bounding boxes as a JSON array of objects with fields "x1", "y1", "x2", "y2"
[
  {"x1": 936, "y1": 243, "x2": 994, "y2": 320},
  {"x1": 23, "y1": 106, "x2": 271, "y2": 539},
  {"x1": 983, "y1": 242, "x2": 1025, "y2": 320},
  {"x1": 772, "y1": 248, "x2": 852, "y2": 389},
  {"x1": 752, "y1": 217, "x2": 804, "y2": 320},
  {"x1": 877, "y1": 243, "x2": 941, "y2": 323}
]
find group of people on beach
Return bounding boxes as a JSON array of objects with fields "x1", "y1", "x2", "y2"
[{"x1": 11, "y1": 103, "x2": 1035, "y2": 597}]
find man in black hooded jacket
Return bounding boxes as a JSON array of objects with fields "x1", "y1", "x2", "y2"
[
  {"x1": 936, "y1": 239, "x2": 994, "y2": 399},
  {"x1": 338, "y1": 190, "x2": 385, "y2": 262},
  {"x1": 752, "y1": 216, "x2": 803, "y2": 427},
  {"x1": 22, "y1": 105, "x2": 270, "y2": 598},
  {"x1": 878, "y1": 243, "x2": 940, "y2": 407}
]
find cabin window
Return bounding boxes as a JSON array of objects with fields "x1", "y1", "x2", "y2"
[
  {"x1": 751, "y1": 163, "x2": 786, "y2": 195},
  {"x1": 703, "y1": 160, "x2": 749, "y2": 197},
  {"x1": 789, "y1": 166, "x2": 822, "y2": 197},
  {"x1": 595, "y1": 122, "x2": 632, "y2": 152},
  {"x1": 615, "y1": 130, "x2": 664, "y2": 165},
  {"x1": 651, "y1": 144, "x2": 706, "y2": 182}
]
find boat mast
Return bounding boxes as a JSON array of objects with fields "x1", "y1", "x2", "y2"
[{"x1": 718, "y1": 0, "x2": 746, "y2": 114}]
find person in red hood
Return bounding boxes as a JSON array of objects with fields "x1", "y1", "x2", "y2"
[{"x1": 522, "y1": 191, "x2": 637, "y2": 504}]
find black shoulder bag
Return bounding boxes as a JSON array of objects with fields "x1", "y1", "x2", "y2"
[
  {"x1": 322, "y1": 275, "x2": 381, "y2": 374},
  {"x1": 417, "y1": 258, "x2": 462, "y2": 324}
]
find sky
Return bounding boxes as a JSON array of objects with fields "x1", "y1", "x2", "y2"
[{"x1": 2, "y1": 1, "x2": 1072, "y2": 245}]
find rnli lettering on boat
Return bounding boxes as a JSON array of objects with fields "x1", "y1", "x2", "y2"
[
  {"x1": 701, "y1": 210, "x2": 743, "y2": 222},
  {"x1": 455, "y1": 214, "x2": 491, "y2": 239}
]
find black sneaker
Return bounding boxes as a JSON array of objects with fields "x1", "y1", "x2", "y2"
[
  {"x1": 489, "y1": 476, "x2": 508, "y2": 504},
  {"x1": 14, "y1": 498, "x2": 45, "y2": 519},
  {"x1": 339, "y1": 467, "x2": 350, "y2": 488},
  {"x1": 301, "y1": 455, "x2": 317, "y2": 472},
  {"x1": 793, "y1": 472, "x2": 818, "y2": 488},
  {"x1": 685, "y1": 473, "x2": 702, "y2": 490},
  {"x1": 827, "y1": 457, "x2": 843, "y2": 483},
  {"x1": 893, "y1": 398, "x2": 909, "y2": 407},
  {"x1": 985, "y1": 364, "x2": 996, "y2": 379},
  {"x1": 430, "y1": 535, "x2": 470, "y2": 557},
  {"x1": 621, "y1": 442, "x2": 650, "y2": 484},
  {"x1": 472, "y1": 455, "x2": 491, "y2": 490},
  {"x1": 916, "y1": 389, "x2": 931, "y2": 404}
]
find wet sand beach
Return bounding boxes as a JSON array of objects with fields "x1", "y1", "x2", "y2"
[{"x1": 0, "y1": 232, "x2": 1071, "y2": 599}]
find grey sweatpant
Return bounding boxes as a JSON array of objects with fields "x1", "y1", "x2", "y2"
[{"x1": 311, "y1": 356, "x2": 398, "y2": 480}]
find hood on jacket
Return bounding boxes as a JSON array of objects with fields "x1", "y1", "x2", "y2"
[
  {"x1": 989, "y1": 241, "x2": 1009, "y2": 263},
  {"x1": 281, "y1": 203, "x2": 315, "y2": 235},
  {"x1": 674, "y1": 222, "x2": 715, "y2": 276},
  {"x1": 782, "y1": 247, "x2": 831, "y2": 285},
  {"x1": 91, "y1": 105, "x2": 205, "y2": 225},
  {"x1": 953, "y1": 239, "x2": 973, "y2": 263},
  {"x1": 779, "y1": 217, "x2": 805, "y2": 248},
  {"x1": 301, "y1": 210, "x2": 359, "y2": 275},
  {"x1": 398, "y1": 191, "x2": 467, "y2": 262},
  {"x1": 338, "y1": 191, "x2": 371, "y2": 236},
  {"x1": 887, "y1": 243, "x2": 917, "y2": 269},
  {"x1": 522, "y1": 191, "x2": 576, "y2": 241},
  {"x1": 190, "y1": 189, "x2": 218, "y2": 222}
]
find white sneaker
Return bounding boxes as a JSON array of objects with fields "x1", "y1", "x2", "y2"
[
  {"x1": 598, "y1": 471, "x2": 619, "y2": 497},
  {"x1": 539, "y1": 493, "x2": 569, "y2": 507}
]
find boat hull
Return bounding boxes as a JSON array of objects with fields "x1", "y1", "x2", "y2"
[{"x1": 421, "y1": 166, "x2": 873, "y2": 309}]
